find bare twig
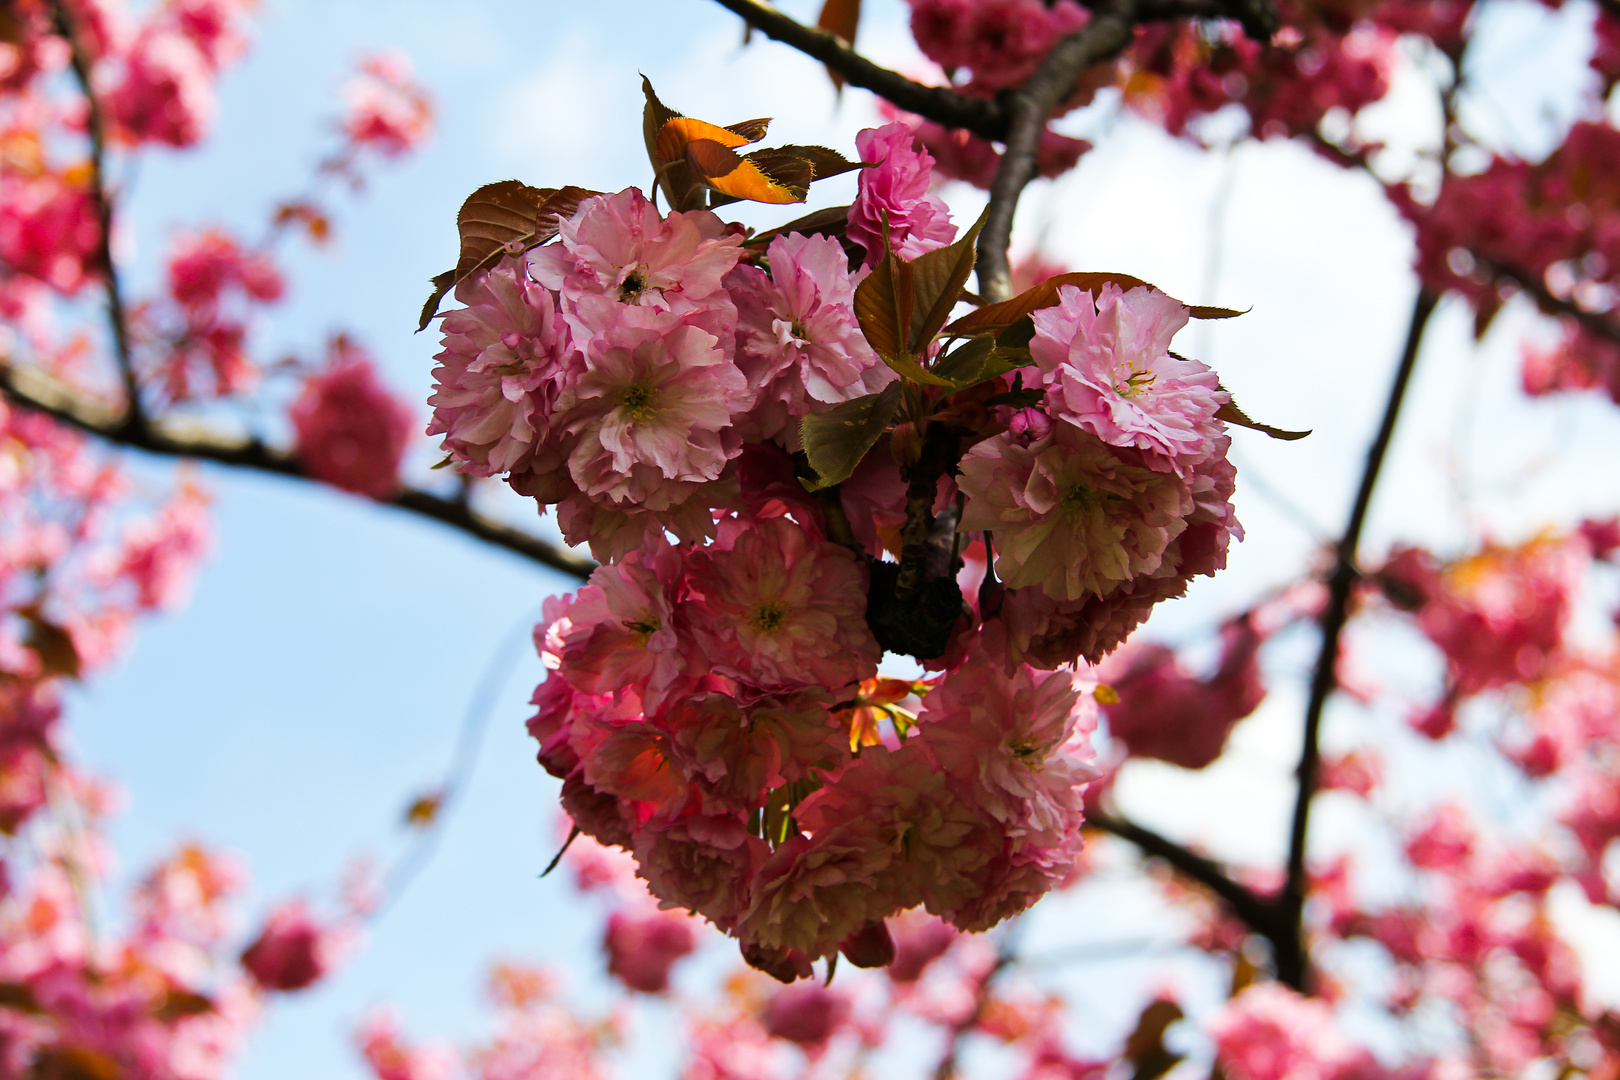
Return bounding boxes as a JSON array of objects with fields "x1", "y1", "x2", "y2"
[
  {"x1": 49, "y1": 0, "x2": 145, "y2": 437},
  {"x1": 1275, "y1": 288, "x2": 1438, "y2": 991},
  {"x1": 1087, "y1": 808, "x2": 1278, "y2": 941},
  {"x1": 933, "y1": 918, "x2": 1028, "y2": 1080},
  {"x1": 1485, "y1": 259, "x2": 1620, "y2": 349},
  {"x1": 0, "y1": 361, "x2": 595, "y2": 579},
  {"x1": 976, "y1": 0, "x2": 1140, "y2": 301},
  {"x1": 707, "y1": 0, "x2": 1007, "y2": 141}
]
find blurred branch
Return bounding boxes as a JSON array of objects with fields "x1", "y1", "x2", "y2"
[
  {"x1": 1485, "y1": 258, "x2": 1620, "y2": 349},
  {"x1": 933, "y1": 917, "x2": 1027, "y2": 1080},
  {"x1": 1276, "y1": 287, "x2": 1439, "y2": 991},
  {"x1": 1087, "y1": 809, "x2": 1279, "y2": 941},
  {"x1": 49, "y1": 0, "x2": 145, "y2": 439},
  {"x1": 0, "y1": 360, "x2": 595, "y2": 579},
  {"x1": 976, "y1": 0, "x2": 1140, "y2": 301},
  {"x1": 707, "y1": 0, "x2": 1007, "y2": 141}
]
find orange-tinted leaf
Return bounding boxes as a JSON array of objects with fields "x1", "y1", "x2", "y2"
[
  {"x1": 943, "y1": 271, "x2": 1244, "y2": 338},
  {"x1": 404, "y1": 791, "x2": 443, "y2": 828},
  {"x1": 642, "y1": 76, "x2": 692, "y2": 210},
  {"x1": 417, "y1": 182, "x2": 597, "y2": 331},
  {"x1": 657, "y1": 115, "x2": 760, "y2": 164},
  {"x1": 1215, "y1": 396, "x2": 1310, "y2": 441},
  {"x1": 29, "y1": 1045, "x2": 123, "y2": 1080}
]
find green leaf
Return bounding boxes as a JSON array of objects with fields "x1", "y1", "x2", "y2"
[
  {"x1": 882, "y1": 351, "x2": 957, "y2": 388},
  {"x1": 799, "y1": 383, "x2": 903, "y2": 490},
  {"x1": 931, "y1": 335, "x2": 1028, "y2": 389},
  {"x1": 906, "y1": 206, "x2": 988, "y2": 354},
  {"x1": 853, "y1": 248, "x2": 907, "y2": 361}
]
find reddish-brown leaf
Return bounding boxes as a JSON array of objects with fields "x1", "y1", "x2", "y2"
[
  {"x1": 1215, "y1": 397, "x2": 1310, "y2": 440},
  {"x1": 816, "y1": 0, "x2": 862, "y2": 88},
  {"x1": 18, "y1": 604, "x2": 79, "y2": 679},
  {"x1": 943, "y1": 271, "x2": 1244, "y2": 337},
  {"x1": 1123, "y1": 998, "x2": 1185, "y2": 1080}
]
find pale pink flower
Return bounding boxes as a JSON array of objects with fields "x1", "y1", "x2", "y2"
[
  {"x1": 108, "y1": 481, "x2": 211, "y2": 611},
  {"x1": 917, "y1": 626, "x2": 1098, "y2": 845},
  {"x1": 945, "y1": 824, "x2": 1086, "y2": 932},
  {"x1": 846, "y1": 123, "x2": 956, "y2": 267},
  {"x1": 554, "y1": 478, "x2": 731, "y2": 563},
  {"x1": 686, "y1": 517, "x2": 880, "y2": 692},
  {"x1": 559, "y1": 300, "x2": 749, "y2": 504},
  {"x1": 239, "y1": 900, "x2": 333, "y2": 992},
  {"x1": 530, "y1": 187, "x2": 744, "y2": 317},
  {"x1": 959, "y1": 424, "x2": 1193, "y2": 602},
  {"x1": 358, "y1": 1009, "x2": 456, "y2": 1080},
  {"x1": 105, "y1": 27, "x2": 217, "y2": 147},
  {"x1": 603, "y1": 906, "x2": 697, "y2": 993},
  {"x1": 555, "y1": 543, "x2": 693, "y2": 710},
  {"x1": 428, "y1": 257, "x2": 576, "y2": 480},
  {"x1": 342, "y1": 51, "x2": 433, "y2": 157},
  {"x1": 1209, "y1": 983, "x2": 1375, "y2": 1080},
  {"x1": 633, "y1": 814, "x2": 769, "y2": 933},
  {"x1": 727, "y1": 232, "x2": 892, "y2": 443},
  {"x1": 733, "y1": 821, "x2": 897, "y2": 960},
  {"x1": 1030, "y1": 283, "x2": 1227, "y2": 472},
  {"x1": 291, "y1": 343, "x2": 414, "y2": 499}
]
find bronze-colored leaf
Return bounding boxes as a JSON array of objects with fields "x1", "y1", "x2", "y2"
[
  {"x1": 29, "y1": 1045, "x2": 123, "y2": 1080},
  {"x1": 404, "y1": 791, "x2": 443, "y2": 828},
  {"x1": 725, "y1": 118, "x2": 773, "y2": 143},
  {"x1": 0, "y1": 982, "x2": 40, "y2": 1014},
  {"x1": 1215, "y1": 396, "x2": 1310, "y2": 441},
  {"x1": 817, "y1": 0, "x2": 862, "y2": 73},
  {"x1": 854, "y1": 249, "x2": 906, "y2": 360},
  {"x1": 930, "y1": 334, "x2": 1026, "y2": 389},
  {"x1": 417, "y1": 182, "x2": 596, "y2": 331},
  {"x1": 642, "y1": 75, "x2": 693, "y2": 210},
  {"x1": 1123, "y1": 998, "x2": 1185, "y2": 1080},
  {"x1": 153, "y1": 989, "x2": 215, "y2": 1023},
  {"x1": 800, "y1": 383, "x2": 903, "y2": 490},
  {"x1": 943, "y1": 271, "x2": 1243, "y2": 338},
  {"x1": 18, "y1": 604, "x2": 79, "y2": 679},
  {"x1": 744, "y1": 205, "x2": 852, "y2": 248},
  {"x1": 907, "y1": 206, "x2": 988, "y2": 354}
]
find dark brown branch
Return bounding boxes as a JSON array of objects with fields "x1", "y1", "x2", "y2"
[
  {"x1": 976, "y1": 0, "x2": 1139, "y2": 301},
  {"x1": 1087, "y1": 809, "x2": 1279, "y2": 941},
  {"x1": 1485, "y1": 259, "x2": 1620, "y2": 349},
  {"x1": 707, "y1": 0, "x2": 1008, "y2": 142},
  {"x1": 49, "y1": 0, "x2": 145, "y2": 439},
  {"x1": 1275, "y1": 288, "x2": 1439, "y2": 991},
  {"x1": 0, "y1": 361, "x2": 596, "y2": 580}
]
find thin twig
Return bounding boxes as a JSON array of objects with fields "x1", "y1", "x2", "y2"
[
  {"x1": 1086, "y1": 809, "x2": 1278, "y2": 941},
  {"x1": 0, "y1": 361, "x2": 595, "y2": 579},
  {"x1": 976, "y1": 0, "x2": 1140, "y2": 302},
  {"x1": 933, "y1": 917, "x2": 1028, "y2": 1080},
  {"x1": 49, "y1": 0, "x2": 145, "y2": 437},
  {"x1": 1275, "y1": 288, "x2": 1439, "y2": 991},
  {"x1": 708, "y1": 0, "x2": 1007, "y2": 141}
]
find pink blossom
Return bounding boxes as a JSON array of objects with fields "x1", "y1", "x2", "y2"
[
  {"x1": 918, "y1": 626, "x2": 1097, "y2": 844},
  {"x1": 290, "y1": 342, "x2": 414, "y2": 499},
  {"x1": 428, "y1": 257, "x2": 576, "y2": 480},
  {"x1": 886, "y1": 911, "x2": 959, "y2": 983},
  {"x1": 555, "y1": 543, "x2": 693, "y2": 710},
  {"x1": 1030, "y1": 283, "x2": 1227, "y2": 472},
  {"x1": 686, "y1": 517, "x2": 879, "y2": 692},
  {"x1": 106, "y1": 481, "x2": 211, "y2": 611},
  {"x1": 358, "y1": 1009, "x2": 456, "y2": 1080},
  {"x1": 762, "y1": 983, "x2": 851, "y2": 1047},
  {"x1": 1210, "y1": 983, "x2": 1376, "y2": 1080},
  {"x1": 846, "y1": 123, "x2": 956, "y2": 267},
  {"x1": 0, "y1": 173, "x2": 100, "y2": 294},
  {"x1": 342, "y1": 52, "x2": 433, "y2": 157},
  {"x1": 559, "y1": 300, "x2": 749, "y2": 505},
  {"x1": 239, "y1": 900, "x2": 333, "y2": 992},
  {"x1": 603, "y1": 906, "x2": 697, "y2": 993},
  {"x1": 1097, "y1": 613, "x2": 1265, "y2": 769},
  {"x1": 959, "y1": 424, "x2": 1193, "y2": 602},
  {"x1": 726, "y1": 232, "x2": 892, "y2": 443},
  {"x1": 553, "y1": 478, "x2": 732, "y2": 562},
  {"x1": 664, "y1": 689, "x2": 848, "y2": 813},
  {"x1": 531, "y1": 187, "x2": 744, "y2": 318},
  {"x1": 633, "y1": 813, "x2": 769, "y2": 933},
  {"x1": 105, "y1": 27, "x2": 217, "y2": 147}
]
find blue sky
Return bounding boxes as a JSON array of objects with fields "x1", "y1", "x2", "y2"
[{"x1": 56, "y1": 0, "x2": 1620, "y2": 1076}]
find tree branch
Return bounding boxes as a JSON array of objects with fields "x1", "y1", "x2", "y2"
[
  {"x1": 49, "y1": 0, "x2": 145, "y2": 439},
  {"x1": 1087, "y1": 808, "x2": 1280, "y2": 943},
  {"x1": 1275, "y1": 288, "x2": 1438, "y2": 991},
  {"x1": 0, "y1": 361, "x2": 596, "y2": 580},
  {"x1": 1484, "y1": 258, "x2": 1620, "y2": 349},
  {"x1": 976, "y1": 0, "x2": 1140, "y2": 302},
  {"x1": 707, "y1": 0, "x2": 1008, "y2": 142}
]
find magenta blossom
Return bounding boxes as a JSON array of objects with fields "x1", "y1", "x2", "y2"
[{"x1": 846, "y1": 123, "x2": 956, "y2": 267}]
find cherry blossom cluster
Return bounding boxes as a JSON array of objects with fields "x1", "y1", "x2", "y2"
[{"x1": 426, "y1": 117, "x2": 1247, "y2": 979}]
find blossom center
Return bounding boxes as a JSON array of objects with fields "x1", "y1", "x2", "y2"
[
  {"x1": 622, "y1": 615, "x2": 660, "y2": 643},
  {"x1": 619, "y1": 383, "x2": 662, "y2": 422},
  {"x1": 619, "y1": 266, "x2": 650, "y2": 302},
  {"x1": 1060, "y1": 483, "x2": 1098, "y2": 520},
  {"x1": 1008, "y1": 737, "x2": 1045, "y2": 766},
  {"x1": 749, "y1": 600, "x2": 789, "y2": 634},
  {"x1": 1113, "y1": 366, "x2": 1156, "y2": 397}
]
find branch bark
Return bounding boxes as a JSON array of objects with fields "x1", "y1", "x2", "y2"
[
  {"x1": 0, "y1": 361, "x2": 596, "y2": 580},
  {"x1": 1274, "y1": 288, "x2": 1439, "y2": 991},
  {"x1": 707, "y1": 0, "x2": 1008, "y2": 141},
  {"x1": 976, "y1": 0, "x2": 1140, "y2": 302}
]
